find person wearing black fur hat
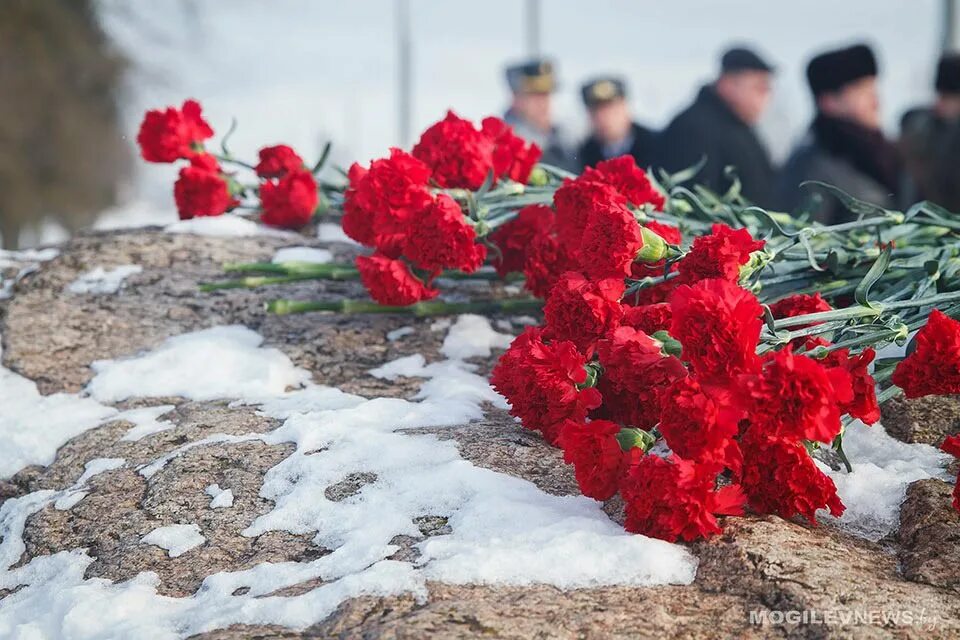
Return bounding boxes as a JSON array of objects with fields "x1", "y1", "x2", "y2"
[
  {"x1": 655, "y1": 46, "x2": 777, "y2": 206},
  {"x1": 899, "y1": 53, "x2": 960, "y2": 211},
  {"x1": 502, "y1": 59, "x2": 576, "y2": 171},
  {"x1": 577, "y1": 77, "x2": 656, "y2": 170},
  {"x1": 777, "y1": 44, "x2": 903, "y2": 223}
]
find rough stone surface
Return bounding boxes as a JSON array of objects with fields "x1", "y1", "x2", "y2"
[
  {"x1": 881, "y1": 395, "x2": 960, "y2": 446},
  {"x1": 2, "y1": 229, "x2": 960, "y2": 639}
]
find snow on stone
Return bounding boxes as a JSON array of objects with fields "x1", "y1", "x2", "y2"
[
  {"x1": 369, "y1": 354, "x2": 427, "y2": 381},
  {"x1": 205, "y1": 484, "x2": 235, "y2": 509},
  {"x1": 142, "y1": 523, "x2": 205, "y2": 558},
  {"x1": 118, "y1": 405, "x2": 177, "y2": 441},
  {"x1": 67, "y1": 265, "x2": 142, "y2": 295},
  {"x1": 430, "y1": 318, "x2": 452, "y2": 332},
  {"x1": 0, "y1": 344, "x2": 118, "y2": 478},
  {"x1": 316, "y1": 222, "x2": 360, "y2": 245},
  {"x1": 386, "y1": 326, "x2": 415, "y2": 341},
  {"x1": 87, "y1": 325, "x2": 311, "y2": 403},
  {"x1": 272, "y1": 246, "x2": 333, "y2": 264},
  {"x1": 440, "y1": 314, "x2": 514, "y2": 360},
  {"x1": 0, "y1": 247, "x2": 59, "y2": 300},
  {"x1": 54, "y1": 458, "x2": 126, "y2": 511},
  {"x1": 820, "y1": 421, "x2": 952, "y2": 540},
  {"x1": 165, "y1": 215, "x2": 294, "y2": 238}
]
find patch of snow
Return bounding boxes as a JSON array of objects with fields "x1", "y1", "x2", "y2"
[
  {"x1": 52, "y1": 458, "x2": 126, "y2": 511},
  {"x1": 165, "y1": 215, "x2": 295, "y2": 238},
  {"x1": 441, "y1": 314, "x2": 513, "y2": 360},
  {"x1": 512, "y1": 315, "x2": 539, "y2": 326},
  {"x1": 272, "y1": 246, "x2": 333, "y2": 264},
  {"x1": 54, "y1": 492, "x2": 89, "y2": 511},
  {"x1": 118, "y1": 405, "x2": 177, "y2": 441},
  {"x1": 67, "y1": 265, "x2": 142, "y2": 295},
  {"x1": 386, "y1": 326, "x2": 415, "y2": 341},
  {"x1": 820, "y1": 421, "x2": 952, "y2": 540},
  {"x1": 316, "y1": 222, "x2": 360, "y2": 245},
  {"x1": 369, "y1": 354, "x2": 427, "y2": 381},
  {"x1": 142, "y1": 523, "x2": 205, "y2": 558},
  {"x1": 205, "y1": 484, "x2": 235, "y2": 509},
  {"x1": 0, "y1": 247, "x2": 59, "y2": 300},
  {"x1": 87, "y1": 325, "x2": 311, "y2": 403},
  {"x1": 430, "y1": 319, "x2": 452, "y2": 332}
]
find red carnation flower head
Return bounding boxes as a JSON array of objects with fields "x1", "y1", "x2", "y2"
[
  {"x1": 769, "y1": 292, "x2": 832, "y2": 322},
  {"x1": 412, "y1": 111, "x2": 495, "y2": 189},
  {"x1": 522, "y1": 231, "x2": 576, "y2": 298},
  {"x1": 658, "y1": 375, "x2": 743, "y2": 473},
  {"x1": 260, "y1": 168, "x2": 318, "y2": 228},
  {"x1": 481, "y1": 116, "x2": 542, "y2": 184},
  {"x1": 576, "y1": 197, "x2": 645, "y2": 280},
  {"x1": 581, "y1": 156, "x2": 666, "y2": 210},
  {"x1": 805, "y1": 338, "x2": 880, "y2": 425},
  {"x1": 740, "y1": 347, "x2": 853, "y2": 444},
  {"x1": 543, "y1": 272, "x2": 624, "y2": 354},
  {"x1": 491, "y1": 328, "x2": 603, "y2": 444},
  {"x1": 342, "y1": 149, "x2": 434, "y2": 256},
  {"x1": 355, "y1": 253, "x2": 438, "y2": 306},
  {"x1": 892, "y1": 309, "x2": 960, "y2": 398},
  {"x1": 740, "y1": 432, "x2": 844, "y2": 523},
  {"x1": 255, "y1": 145, "x2": 305, "y2": 178},
  {"x1": 677, "y1": 223, "x2": 766, "y2": 283},
  {"x1": 556, "y1": 419, "x2": 626, "y2": 501},
  {"x1": 404, "y1": 194, "x2": 487, "y2": 274},
  {"x1": 590, "y1": 380, "x2": 661, "y2": 431},
  {"x1": 173, "y1": 154, "x2": 236, "y2": 220},
  {"x1": 553, "y1": 179, "x2": 628, "y2": 257},
  {"x1": 597, "y1": 325, "x2": 687, "y2": 396},
  {"x1": 137, "y1": 99, "x2": 214, "y2": 163},
  {"x1": 619, "y1": 451, "x2": 746, "y2": 542},
  {"x1": 622, "y1": 303, "x2": 673, "y2": 335},
  {"x1": 669, "y1": 278, "x2": 763, "y2": 379},
  {"x1": 941, "y1": 435, "x2": 960, "y2": 512},
  {"x1": 489, "y1": 204, "x2": 554, "y2": 277}
]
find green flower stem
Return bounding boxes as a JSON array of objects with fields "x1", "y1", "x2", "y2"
[
  {"x1": 876, "y1": 385, "x2": 904, "y2": 404},
  {"x1": 772, "y1": 305, "x2": 883, "y2": 329},
  {"x1": 266, "y1": 297, "x2": 543, "y2": 316},
  {"x1": 200, "y1": 270, "x2": 358, "y2": 291},
  {"x1": 224, "y1": 261, "x2": 347, "y2": 275},
  {"x1": 213, "y1": 153, "x2": 258, "y2": 172}
]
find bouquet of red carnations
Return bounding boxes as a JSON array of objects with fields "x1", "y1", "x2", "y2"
[{"x1": 139, "y1": 101, "x2": 960, "y2": 543}]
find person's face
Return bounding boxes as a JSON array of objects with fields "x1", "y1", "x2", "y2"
[
  {"x1": 818, "y1": 76, "x2": 881, "y2": 129},
  {"x1": 936, "y1": 93, "x2": 960, "y2": 120},
  {"x1": 513, "y1": 92, "x2": 552, "y2": 131},
  {"x1": 588, "y1": 98, "x2": 632, "y2": 144},
  {"x1": 716, "y1": 70, "x2": 773, "y2": 125}
]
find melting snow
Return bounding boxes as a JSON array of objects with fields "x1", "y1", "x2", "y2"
[
  {"x1": 205, "y1": 484, "x2": 235, "y2": 509},
  {"x1": 386, "y1": 326, "x2": 415, "y2": 341},
  {"x1": 67, "y1": 265, "x2": 142, "y2": 295},
  {"x1": 316, "y1": 222, "x2": 360, "y2": 245},
  {"x1": 165, "y1": 215, "x2": 294, "y2": 238},
  {"x1": 142, "y1": 524, "x2": 205, "y2": 558},
  {"x1": 440, "y1": 314, "x2": 514, "y2": 360},
  {"x1": 272, "y1": 246, "x2": 333, "y2": 264},
  {"x1": 118, "y1": 406, "x2": 177, "y2": 441},
  {"x1": 0, "y1": 247, "x2": 59, "y2": 300}
]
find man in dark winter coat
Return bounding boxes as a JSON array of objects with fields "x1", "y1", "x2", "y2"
[
  {"x1": 577, "y1": 77, "x2": 656, "y2": 170},
  {"x1": 900, "y1": 53, "x2": 960, "y2": 211},
  {"x1": 778, "y1": 44, "x2": 902, "y2": 224},
  {"x1": 656, "y1": 47, "x2": 776, "y2": 206}
]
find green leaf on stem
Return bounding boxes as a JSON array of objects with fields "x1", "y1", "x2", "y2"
[
  {"x1": 854, "y1": 244, "x2": 893, "y2": 307},
  {"x1": 312, "y1": 141, "x2": 333, "y2": 174},
  {"x1": 616, "y1": 427, "x2": 656, "y2": 453}
]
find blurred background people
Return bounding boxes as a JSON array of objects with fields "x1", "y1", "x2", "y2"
[
  {"x1": 900, "y1": 52, "x2": 960, "y2": 211},
  {"x1": 655, "y1": 47, "x2": 776, "y2": 205},
  {"x1": 503, "y1": 59, "x2": 576, "y2": 170},
  {"x1": 778, "y1": 44, "x2": 902, "y2": 223},
  {"x1": 577, "y1": 77, "x2": 655, "y2": 170}
]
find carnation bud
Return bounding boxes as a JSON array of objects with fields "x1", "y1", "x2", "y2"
[
  {"x1": 526, "y1": 166, "x2": 548, "y2": 187},
  {"x1": 738, "y1": 249, "x2": 772, "y2": 282},
  {"x1": 616, "y1": 427, "x2": 656, "y2": 453},
  {"x1": 650, "y1": 330, "x2": 683, "y2": 358},
  {"x1": 635, "y1": 227, "x2": 667, "y2": 263}
]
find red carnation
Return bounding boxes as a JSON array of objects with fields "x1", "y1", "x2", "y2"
[
  {"x1": 556, "y1": 419, "x2": 626, "y2": 501},
  {"x1": 523, "y1": 232, "x2": 576, "y2": 298},
  {"x1": 622, "y1": 303, "x2": 672, "y2": 335},
  {"x1": 489, "y1": 204, "x2": 554, "y2": 277},
  {"x1": 491, "y1": 328, "x2": 602, "y2": 444},
  {"x1": 597, "y1": 326, "x2": 687, "y2": 396},
  {"x1": 669, "y1": 278, "x2": 762, "y2": 380},
  {"x1": 553, "y1": 179, "x2": 627, "y2": 256},
  {"x1": 940, "y1": 435, "x2": 960, "y2": 512},
  {"x1": 739, "y1": 348, "x2": 853, "y2": 444},
  {"x1": 481, "y1": 117, "x2": 542, "y2": 184},
  {"x1": 806, "y1": 338, "x2": 880, "y2": 425},
  {"x1": 619, "y1": 451, "x2": 745, "y2": 542},
  {"x1": 404, "y1": 194, "x2": 487, "y2": 273},
  {"x1": 260, "y1": 169, "x2": 318, "y2": 228},
  {"x1": 355, "y1": 253, "x2": 438, "y2": 306},
  {"x1": 677, "y1": 223, "x2": 765, "y2": 283},
  {"x1": 581, "y1": 156, "x2": 665, "y2": 209},
  {"x1": 342, "y1": 149, "x2": 434, "y2": 256},
  {"x1": 577, "y1": 197, "x2": 644, "y2": 279},
  {"x1": 137, "y1": 99, "x2": 214, "y2": 163},
  {"x1": 591, "y1": 380, "x2": 663, "y2": 431},
  {"x1": 255, "y1": 145, "x2": 304, "y2": 178},
  {"x1": 892, "y1": 309, "x2": 960, "y2": 398},
  {"x1": 543, "y1": 272, "x2": 624, "y2": 354},
  {"x1": 173, "y1": 154, "x2": 235, "y2": 220},
  {"x1": 658, "y1": 375, "x2": 743, "y2": 473},
  {"x1": 412, "y1": 111, "x2": 495, "y2": 189},
  {"x1": 740, "y1": 432, "x2": 844, "y2": 524}
]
